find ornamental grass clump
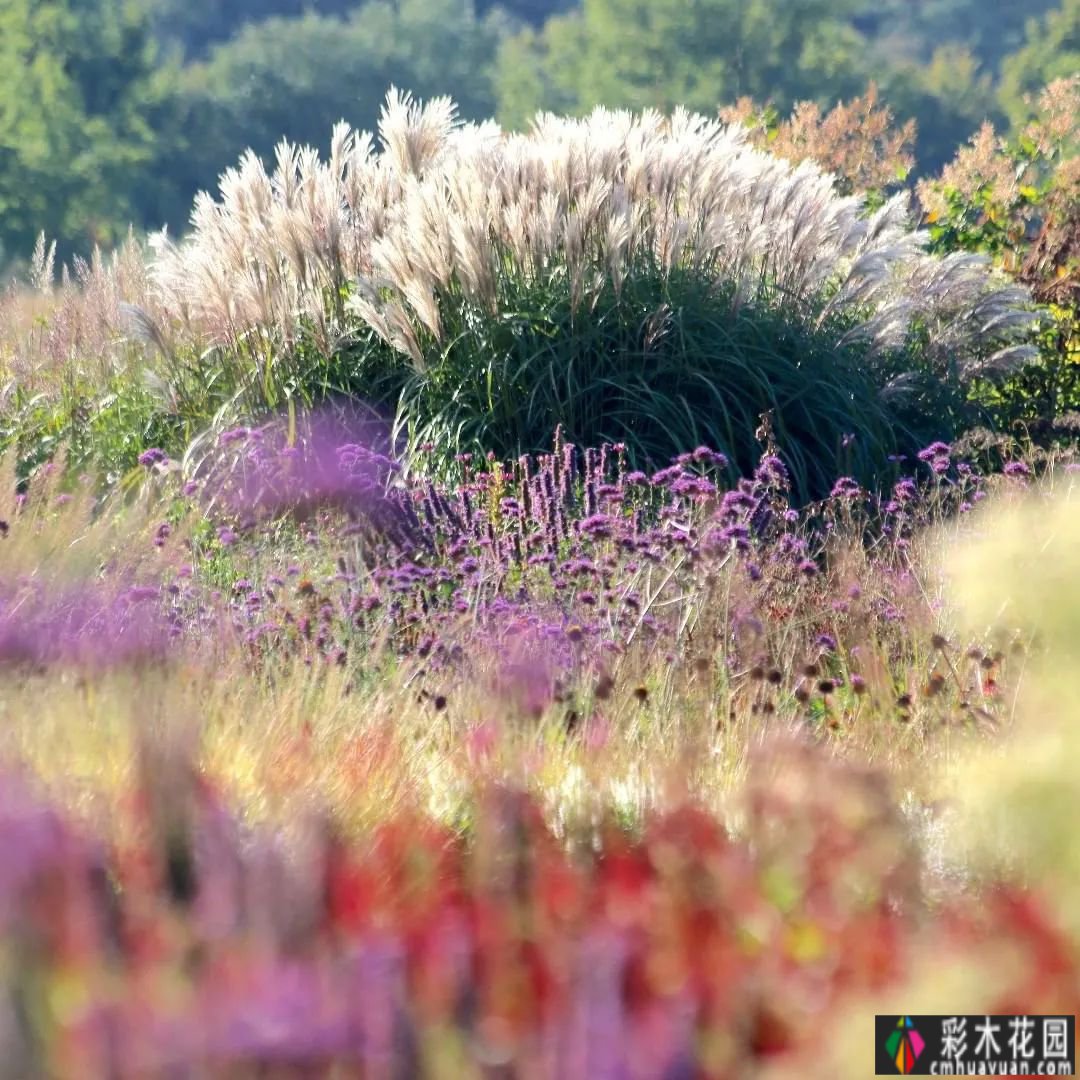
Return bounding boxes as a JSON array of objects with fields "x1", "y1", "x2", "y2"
[{"x1": 146, "y1": 90, "x2": 1039, "y2": 498}]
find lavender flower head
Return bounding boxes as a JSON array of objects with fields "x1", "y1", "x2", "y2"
[
  {"x1": 829, "y1": 477, "x2": 861, "y2": 499},
  {"x1": 138, "y1": 448, "x2": 169, "y2": 468},
  {"x1": 753, "y1": 454, "x2": 790, "y2": 491}
]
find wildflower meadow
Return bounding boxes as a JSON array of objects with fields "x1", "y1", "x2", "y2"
[{"x1": 0, "y1": 83, "x2": 1078, "y2": 1077}]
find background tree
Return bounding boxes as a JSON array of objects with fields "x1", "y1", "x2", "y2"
[
  {"x1": 0, "y1": 0, "x2": 172, "y2": 263},
  {"x1": 878, "y1": 45, "x2": 1003, "y2": 175},
  {"x1": 149, "y1": 0, "x2": 359, "y2": 59},
  {"x1": 475, "y1": 0, "x2": 574, "y2": 24},
  {"x1": 851, "y1": 0, "x2": 1059, "y2": 74},
  {"x1": 1000, "y1": 0, "x2": 1080, "y2": 125},
  {"x1": 1, "y1": 0, "x2": 1077, "y2": 266},
  {"x1": 496, "y1": 0, "x2": 871, "y2": 128},
  {"x1": 156, "y1": 0, "x2": 510, "y2": 235}
]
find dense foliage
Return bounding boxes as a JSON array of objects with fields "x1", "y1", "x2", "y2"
[
  {"x1": 0, "y1": 0, "x2": 1076, "y2": 265},
  {"x1": 0, "y1": 12, "x2": 1078, "y2": 1069},
  {"x1": 0, "y1": 406, "x2": 1078, "y2": 1074},
  {"x1": 2, "y1": 93, "x2": 1041, "y2": 500}
]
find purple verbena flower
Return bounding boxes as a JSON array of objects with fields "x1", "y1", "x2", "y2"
[
  {"x1": 893, "y1": 479, "x2": 918, "y2": 504},
  {"x1": 691, "y1": 446, "x2": 729, "y2": 469},
  {"x1": 138, "y1": 448, "x2": 168, "y2": 467},
  {"x1": 829, "y1": 477, "x2": 861, "y2": 499},
  {"x1": 650, "y1": 465, "x2": 686, "y2": 487},
  {"x1": 670, "y1": 476, "x2": 717, "y2": 498},
  {"x1": 917, "y1": 441, "x2": 951, "y2": 462},
  {"x1": 754, "y1": 454, "x2": 790, "y2": 490}
]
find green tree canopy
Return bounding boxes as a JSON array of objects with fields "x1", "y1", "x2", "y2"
[
  {"x1": 476, "y1": 0, "x2": 575, "y2": 25},
  {"x1": 495, "y1": 0, "x2": 872, "y2": 128},
  {"x1": 157, "y1": 0, "x2": 510, "y2": 234},
  {"x1": 150, "y1": 0, "x2": 359, "y2": 58},
  {"x1": 1000, "y1": 0, "x2": 1080, "y2": 125},
  {"x1": 851, "y1": 0, "x2": 1059, "y2": 75},
  {"x1": 878, "y1": 45, "x2": 1003, "y2": 175},
  {"x1": 0, "y1": 0, "x2": 171, "y2": 262}
]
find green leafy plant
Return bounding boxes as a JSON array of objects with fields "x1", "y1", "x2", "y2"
[
  {"x1": 143, "y1": 92, "x2": 1035, "y2": 499},
  {"x1": 919, "y1": 77, "x2": 1080, "y2": 437}
]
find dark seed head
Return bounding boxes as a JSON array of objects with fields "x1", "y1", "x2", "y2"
[
  {"x1": 923, "y1": 673, "x2": 946, "y2": 697},
  {"x1": 433, "y1": 694, "x2": 447, "y2": 711},
  {"x1": 164, "y1": 830, "x2": 197, "y2": 907},
  {"x1": 931, "y1": 633, "x2": 948, "y2": 650},
  {"x1": 793, "y1": 684, "x2": 810, "y2": 704},
  {"x1": 749, "y1": 664, "x2": 766, "y2": 681},
  {"x1": 897, "y1": 693, "x2": 913, "y2": 709},
  {"x1": 802, "y1": 662, "x2": 819, "y2": 678},
  {"x1": 595, "y1": 674, "x2": 615, "y2": 700},
  {"x1": 766, "y1": 668, "x2": 783, "y2": 685},
  {"x1": 817, "y1": 679, "x2": 836, "y2": 695},
  {"x1": 633, "y1": 685, "x2": 649, "y2": 703}
]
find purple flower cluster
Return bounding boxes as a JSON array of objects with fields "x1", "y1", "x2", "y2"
[
  {"x1": 0, "y1": 580, "x2": 178, "y2": 669},
  {"x1": 144, "y1": 426, "x2": 977, "y2": 699},
  {"x1": 917, "y1": 441, "x2": 951, "y2": 475},
  {"x1": 24, "y1": 418, "x2": 1014, "y2": 692},
  {"x1": 138, "y1": 448, "x2": 169, "y2": 468}
]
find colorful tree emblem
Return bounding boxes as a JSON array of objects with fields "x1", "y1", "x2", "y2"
[{"x1": 886, "y1": 1017, "x2": 925, "y2": 1074}]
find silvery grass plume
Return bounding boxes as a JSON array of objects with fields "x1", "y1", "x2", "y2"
[
  {"x1": 1, "y1": 232, "x2": 164, "y2": 393},
  {"x1": 150, "y1": 89, "x2": 1040, "y2": 381}
]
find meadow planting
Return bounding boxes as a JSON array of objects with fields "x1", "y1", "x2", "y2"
[{"x1": 0, "y1": 88, "x2": 1078, "y2": 1077}]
